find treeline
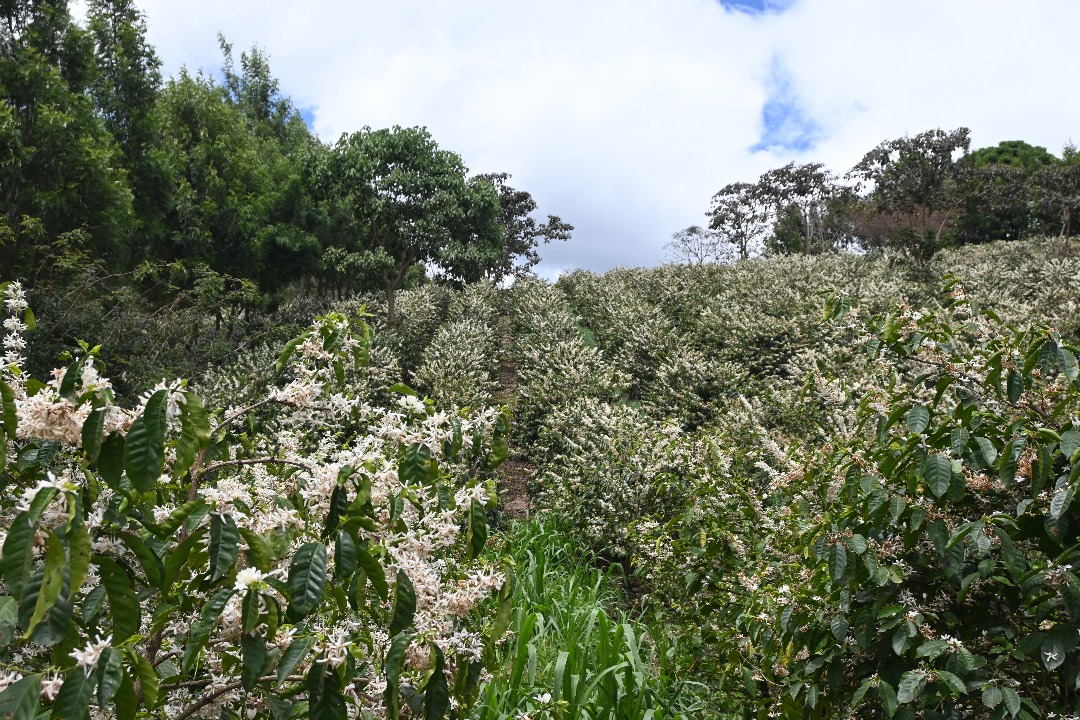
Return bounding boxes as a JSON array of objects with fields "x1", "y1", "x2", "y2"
[
  {"x1": 0, "y1": 0, "x2": 571, "y2": 320},
  {"x1": 673, "y1": 128, "x2": 1080, "y2": 264}
]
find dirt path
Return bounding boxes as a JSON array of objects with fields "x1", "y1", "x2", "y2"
[{"x1": 494, "y1": 313, "x2": 532, "y2": 520}]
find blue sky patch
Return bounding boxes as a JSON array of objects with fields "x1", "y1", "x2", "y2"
[
  {"x1": 751, "y1": 57, "x2": 823, "y2": 154},
  {"x1": 299, "y1": 106, "x2": 316, "y2": 131},
  {"x1": 717, "y1": 0, "x2": 793, "y2": 15}
]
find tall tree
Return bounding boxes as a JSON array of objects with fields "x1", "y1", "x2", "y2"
[
  {"x1": 321, "y1": 126, "x2": 504, "y2": 323},
  {"x1": 1029, "y1": 144, "x2": 1080, "y2": 246},
  {"x1": 475, "y1": 172, "x2": 573, "y2": 282},
  {"x1": 666, "y1": 225, "x2": 727, "y2": 265},
  {"x1": 87, "y1": 0, "x2": 170, "y2": 260},
  {"x1": 850, "y1": 127, "x2": 970, "y2": 260},
  {"x1": 0, "y1": 0, "x2": 133, "y2": 278},
  {"x1": 707, "y1": 181, "x2": 770, "y2": 259},
  {"x1": 755, "y1": 163, "x2": 841, "y2": 255}
]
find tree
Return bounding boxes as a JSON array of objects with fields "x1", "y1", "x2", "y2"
[
  {"x1": 666, "y1": 225, "x2": 727, "y2": 265},
  {"x1": 755, "y1": 163, "x2": 840, "y2": 256},
  {"x1": 87, "y1": 0, "x2": 170, "y2": 262},
  {"x1": 849, "y1": 127, "x2": 971, "y2": 260},
  {"x1": 322, "y1": 126, "x2": 504, "y2": 324},
  {"x1": 707, "y1": 182, "x2": 770, "y2": 259},
  {"x1": 1027, "y1": 143, "x2": 1080, "y2": 251},
  {"x1": 475, "y1": 172, "x2": 572, "y2": 282},
  {"x1": 0, "y1": 0, "x2": 133, "y2": 278}
]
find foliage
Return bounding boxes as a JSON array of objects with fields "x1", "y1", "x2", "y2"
[{"x1": 0, "y1": 280, "x2": 512, "y2": 719}]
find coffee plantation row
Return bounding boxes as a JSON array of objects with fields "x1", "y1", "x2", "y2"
[{"x1": 2, "y1": 236, "x2": 1080, "y2": 718}]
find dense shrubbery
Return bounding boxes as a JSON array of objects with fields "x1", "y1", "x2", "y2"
[{"x1": 0, "y1": 281, "x2": 513, "y2": 719}]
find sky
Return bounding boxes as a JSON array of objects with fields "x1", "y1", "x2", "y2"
[{"x1": 103, "y1": 0, "x2": 1080, "y2": 276}]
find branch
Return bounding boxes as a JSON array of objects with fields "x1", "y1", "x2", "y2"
[{"x1": 200, "y1": 457, "x2": 316, "y2": 476}]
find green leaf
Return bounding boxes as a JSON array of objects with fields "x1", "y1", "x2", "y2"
[
  {"x1": 1050, "y1": 486, "x2": 1074, "y2": 520},
  {"x1": 278, "y1": 636, "x2": 315, "y2": 683},
  {"x1": 877, "y1": 680, "x2": 898, "y2": 718},
  {"x1": 287, "y1": 543, "x2": 328, "y2": 620},
  {"x1": 181, "y1": 587, "x2": 234, "y2": 673},
  {"x1": 925, "y1": 453, "x2": 952, "y2": 498},
  {"x1": 95, "y1": 647, "x2": 123, "y2": 706},
  {"x1": 1064, "y1": 574, "x2": 1080, "y2": 621},
  {"x1": 0, "y1": 596, "x2": 16, "y2": 649},
  {"x1": 126, "y1": 650, "x2": 158, "y2": 709},
  {"x1": 422, "y1": 643, "x2": 449, "y2": 720},
  {"x1": 96, "y1": 433, "x2": 125, "y2": 489},
  {"x1": 113, "y1": 670, "x2": 136, "y2": 720},
  {"x1": 80, "y1": 407, "x2": 106, "y2": 463},
  {"x1": 1, "y1": 513, "x2": 35, "y2": 600},
  {"x1": 334, "y1": 530, "x2": 356, "y2": 581},
  {"x1": 896, "y1": 671, "x2": 926, "y2": 704},
  {"x1": 174, "y1": 392, "x2": 210, "y2": 478},
  {"x1": 241, "y1": 632, "x2": 268, "y2": 691},
  {"x1": 0, "y1": 672, "x2": 42, "y2": 720},
  {"x1": 154, "y1": 500, "x2": 209, "y2": 538},
  {"x1": 1002, "y1": 687, "x2": 1021, "y2": 716},
  {"x1": 208, "y1": 513, "x2": 240, "y2": 583},
  {"x1": 390, "y1": 570, "x2": 416, "y2": 636},
  {"x1": 0, "y1": 381, "x2": 18, "y2": 439},
  {"x1": 25, "y1": 530, "x2": 65, "y2": 637},
  {"x1": 124, "y1": 389, "x2": 168, "y2": 492},
  {"x1": 58, "y1": 355, "x2": 88, "y2": 402},
  {"x1": 1061, "y1": 430, "x2": 1080, "y2": 463},
  {"x1": 275, "y1": 335, "x2": 307, "y2": 375},
  {"x1": 935, "y1": 670, "x2": 966, "y2": 695},
  {"x1": 906, "y1": 405, "x2": 930, "y2": 434},
  {"x1": 67, "y1": 518, "x2": 91, "y2": 599},
  {"x1": 116, "y1": 532, "x2": 164, "y2": 590},
  {"x1": 355, "y1": 545, "x2": 388, "y2": 602},
  {"x1": 52, "y1": 666, "x2": 96, "y2": 720},
  {"x1": 982, "y1": 684, "x2": 1002, "y2": 709},
  {"x1": 830, "y1": 614, "x2": 848, "y2": 641},
  {"x1": 384, "y1": 632, "x2": 411, "y2": 720},
  {"x1": 1006, "y1": 370, "x2": 1023, "y2": 403},
  {"x1": 238, "y1": 527, "x2": 272, "y2": 572},
  {"x1": 96, "y1": 557, "x2": 141, "y2": 642},
  {"x1": 829, "y1": 542, "x2": 847, "y2": 584},
  {"x1": 1042, "y1": 635, "x2": 1066, "y2": 671},
  {"x1": 307, "y1": 657, "x2": 346, "y2": 720},
  {"x1": 466, "y1": 498, "x2": 487, "y2": 560},
  {"x1": 1058, "y1": 347, "x2": 1079, "y2": 381},
  {"x1": 974, "y1": 437, "x2": 998, "y2": 468}
]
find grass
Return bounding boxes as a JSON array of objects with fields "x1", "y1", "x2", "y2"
[{"x1": 473, "y1": 519, "x2": 703, "y2": 720}]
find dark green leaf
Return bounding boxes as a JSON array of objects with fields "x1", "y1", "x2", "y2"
[
  {"x1": 278, "y1": 636, "x2": 315, "y2": 683},
  {"x1": 830, "y1": 614, "x2": 848, "y2": 641},
  {"x1": 829, "y1": 543, "x2": 847, "y2": 584},
  {"x1": 355, "y1": 545, "x2": 388, "y2": 602},
  {"x1": 81, "y1": 407, "x2": 106, "y2": 463},
  {"x1": 0, "y1": 380, "x2": 17, "y2": 438},
  {"x1": 935, "y1": 670, "x2": 966, "y2": 695},
  {"x1": 0, "y1": 672, "x2": 41, "y2": 720},
  {"x1": 174, "y1": 392, "x2": 210, "y2": 478},
  {"x1": 52, "y1": 666, "x2": 95, "y2": 720},
  {"x1": 96, "y1": 434, "x2": 125, "y2": 489},
  {"x1": 208, "y1": 514, "x2": 240, "y2": 582},
  {"x1": 906, "y1": 405, "x2": 930, "y2": 434},
  {"x1": 423, "y1": 643, "x2": 449, "y2": 720},
  {"x1": 896, "y1": 671, "x2": 926, "y2": 704},
  {"x1": 67, "y1": 518, "x2": 91, "y2": 599},
  {"x1": 925, "y1": 453, "x2": 952, "y2": 498},
  {"x1": 983, "y1": 684, "x2": 1002, "y2": 709},
  {"x1": 1006, "y1": 370, "x2": 1023, "y2": 403},
  {"x1": 390, "y1": 570, "x2": 416, "y2": 636},
  {"x1": 467, "y1": 498, "x2": 487, "y2": 560},
  {"x1": 126, "y1": 650, "x2": 158, "y2": 708},
  {"x1": 307, "y1": 657, "x2": 346, "y2": 720},
  {"x1": 238, "y1": 527, "x2": 272, "y2": 572},
  {"x1": 25, "y1": 531, "x2": 65, "y2": 636},
  {"x1": 95, "y1": 647, "x2": 123, "y2": 705},
  {"x1": 334, "y1": 530, "x2": 356, "y2": 581},
  {"x1": 287, "y1": 543, "x2": 327, "y2": 620},
  {"x1": 2, "y1": 513, "x2": 35, "y2": 600},
  {"x1": 96, "y1": 556, "x2": 140, "y2": 642},
  {"x1": 181, "y1": 587, "x2": 234, "y2": 673},
  {"x1": 124, "y1": 389, "x2": 168, "y2": 492},
  {"x1": 1061, "y1": 430, "x2": 1080, "y2": 463},
  {"x1": 242, "y1": 632, "x2": 267, "y2": 691},
  {"x1": 1042, "y1": 635, "x2": 1066, "y2": 671},
  {"x1": 877, "y1": 680, "x2": 898, "y2": 718}
]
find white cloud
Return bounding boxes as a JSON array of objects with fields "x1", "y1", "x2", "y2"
[{"x1": 126, "y1": 0, "x2": 1080, "y2": 274}]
